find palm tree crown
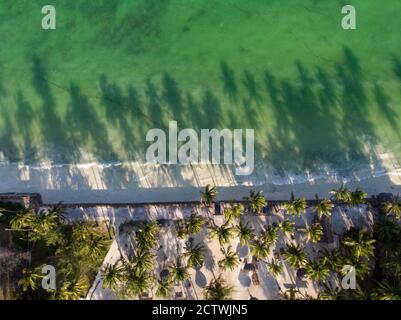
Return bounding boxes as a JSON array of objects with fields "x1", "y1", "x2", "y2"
[
  {"x1": 306, "y1": 223, "x2": 324, "y2": 243},
  {"x1": 203, "y1": 275, "x2": 234, "y2": 300},
  {"x1": 244, "y1": 190, "x2": 267, "y2": 215},
  {"x1": 260, "y1": 225, "x2": 279, "y2": 246},
  {"x1": 223, "y1": 203, "x2": 243, "y2": 222},
  {"x1": 305, "y1": 260, "x2": 330, "y2": 282},
  {"x1": 342, "y1": 229, "x2": 376, "y2": 259},
  {"x1": 186, "y1": 213, "x2": 205, "y2": 235},
  {"x1": 267, "y1": 259, "x2": 284, "y2": 276},
  {"x1": 383, "y1": 196, "x2": 401, "y2": 219},
  {"x1": 350, "y1": 187, "x2": 367, "y2": 207},
  {"x1": 279, "y1": 219, "x2": 295, "y2": 238},
  {"x1": 249, "y1": 239, "x2": 270, "y2": 260},
  {"x1": 201, "y1": 185, "x2": 218, "y2": 206},
  {"x1": 284, "y1": 192, "x2": 307, "y2": 216},
  {"x1": 102, "y1": 262, "x2": 123, "y2": 290},
  {"x1": 136, "y1": 220, "x2": 160, "y2": 250},
  {"x1": 183, "y1": 241, "x2": 206, "y2": 269},
  {"x1": 218, "y1": 246, "x2": 239, "y2": 271},
  {"x1": 314, "y1": 194, "x2": 334, "y2": 219},
  {"x1": 18, "y1": 268, "x2": 42, "y2": 292},
  {"x1": 209, "y1": 221, "x2": 234, "y2": 246},
  {"x1": 330, "y1": 184, "x2": 352, "y2": 203},
  {"x1": 235, "y1": 221, "x2": 255, "y2": 246},
  {"x1": 169, "y1": 258, "x2": 190, "y2": 283},
  {"x1": 283, "y1": 243, "x2": 308, "y2": 269}
]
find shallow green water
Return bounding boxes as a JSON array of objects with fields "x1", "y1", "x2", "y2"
[{"x1": 1, "y1": 0, "x2": 401, "y2": 173}]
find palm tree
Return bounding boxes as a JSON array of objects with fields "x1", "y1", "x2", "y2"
[
  {"x1": 235, "y1": 221, "x2": 254, "y2": 246},
  {"x1": 156, "y1": 278, "x2": 172, "y2": 298},
  {"x1": 18, "y1": 268, "x2": 41, "y2": 292},
  {"x1": 378, "y1": 279, "x2": 401, "y2": 300},
  {"x1": 33, "y1": 211, "x2": 59, "y2": 234},
  {"x1": 330, "y1": 184, "x2": 352, "y2": 203},
  {"x1": 342, "y1": 229, "x2": 376, "y2": 259},
  {"x1": 186, "y1": 213, "x2": 205, "y2": 235},
  {"x1": 169, "y1": 258, "x2": 189, "y2": 283},
  {"x1": 380, "y1": 252, "x2": 401, "y2": 278},
  {"x1": 218, "y1": 246, "x2": 239, "y2": 271},
  {"x1": 128, "y1": 249, "x2": 155, "y2": 275},
  {"x1": 249, "y1": 239, "x2": 270, "y2": 260},
  {"x1": 183, "y1": 242, "x2": 206, "y2": 269},
  {"x1": 349, "y1": 285, "x2": 379, "y2": 300},
  {"x1": 72, "y1": 221, "x2": 96, "y2": 242},
  {"x1": 56, "y1": 276, "x2": 88, "y2": 300},
  {"x1": 283, "y1": 243, "x2": 307, "y2": 269},
  {"x1": 244, "y1": 190, "x2": 267, "y2": 215},
  {"x1": 260, "y1": 225, "x2": 279, "y2": 246},
  {"x1": 223, "y1": 203, "x2": 243, "y2": 222},
  {"x1": 284, "y1": 192, "x2": 307, "y2": 216},
  {"x1": 350, "y1": 187, "x2": 367, "y2": 207},
  {"x1": 344, "y1": 256, "x2": 372, "y2": 278},
  {"x1": 267, "y1": 259, "x2": 283, "y2": 276},
  {"x1": 126, "y1": 272, "x2": 154, "y2": 297},
  {"x1": 10, "y1": 210, "x2": 35, "y2": 230},
  {"x1": 136, "y1": 220, "x2": 160, "y2": 250},
  {"x1": 306, "y1": 223, "x2": 323, "y2": 243},
  {"x1": 102, "y1": 262, "x2": 123, "y2": 290},
  {"x1": 383, "y1": 196, "x2": 401, "y2": 219},
  {"x1": 79, "y1": 232, "x2": 110, "y2": 261},
  {"x1": 279, "y1": 219, "x2": 295, "y2": 238},
  {"x1": 203, "y1": 275, "x2": 234, "y2": 300},
  {"x1": 320, "y1": 248, "x2": 345, "y2": 272},
  {"x1": 209, "y1": 221, "x2": 234, "y2": 246},
  {"x1": 175, "y1": 219, "x2": 187, "y2": 239},
  {"x1": 305, "y1": 260, "x2": 330, "y2": 282},
  {"x1": 41, "y1": 203, "x2": 66, "y2": 224},
  {"x1": 374, "y1": 217, "x2": 401, "y2": 245},
  {"x1": 201, "y1": 185, "x2": 218, "y2": 206},
  {"x1": 314, "y1": 194, "x2": 334, "y2": 220}
]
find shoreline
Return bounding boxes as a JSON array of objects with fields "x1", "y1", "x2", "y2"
[{"x1": 0, "y1": 162, "x2": 400, "y2": 205}]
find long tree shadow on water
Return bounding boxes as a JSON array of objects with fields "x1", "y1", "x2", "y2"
[
  {"x1": 14, "y1": 91, "x2": 38, "y2": 162},
  {"x1": 67, "y1": 83, "x2": 117, "y2": 162},
  {"x1": 31, "y1": 55, "x2": 82, "y2": 163},
  {"x1": 260, "y1": 47, "x2": 396, "y2": 173},
  {"x1": 1, "y1": 47, "x2": 401, "y2": 191}
]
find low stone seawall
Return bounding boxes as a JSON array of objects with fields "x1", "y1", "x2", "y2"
[
  {"x1": 0, "y1": 192, "x2": 392, "y2": 210},
  {"x1": 0, "y1": 193, "x2": 42, "y2": 209}
]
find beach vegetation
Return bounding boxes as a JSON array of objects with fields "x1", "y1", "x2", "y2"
[
  {"x1": 223, "y1": 202, "x2": 243, "y2": 222},
  {"x1": 209, "y1": 221, "x2": 234, "y2": 246},
  {"x1": 283, "y1": 243, "x2": 308, "y2": 269},
  {"x1": 235, "y1": 221, "x2": 254, "y2": 246},
  {"x1": 201, "y1": 185, "x2": 218, "y2": 207},
  {"x1": 284, "y1": 192, "x2": 307, "y2": 216},
  {"x1": 218, "y1": 246, "x2": 239, "y2": 271},
  {"x1": 203, "y1": 275, "x2": 234, "y2": 300},
  {"x1": 267, "y1": 259, "x2": 284, "y2": 276},
  {"x1": 243, "y1": 190, "x2": 267, "y2": 215},
  {"x1": 314, "y1": 194, "x2": 334, "y2": 219},
  {"x1": 306, "y1": 223, "x2": 324, "y2": 243},
  {"x1": 183, "y1": 241, "x2": 206, "y2": 269}
]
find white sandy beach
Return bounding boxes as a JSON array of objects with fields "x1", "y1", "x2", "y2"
[
  {"x1": 83, "y1": 203, "x2": 374, "y2": 300},
  {"x1": 1, "y1": 147, "x2": 401, "y2": 204}
]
